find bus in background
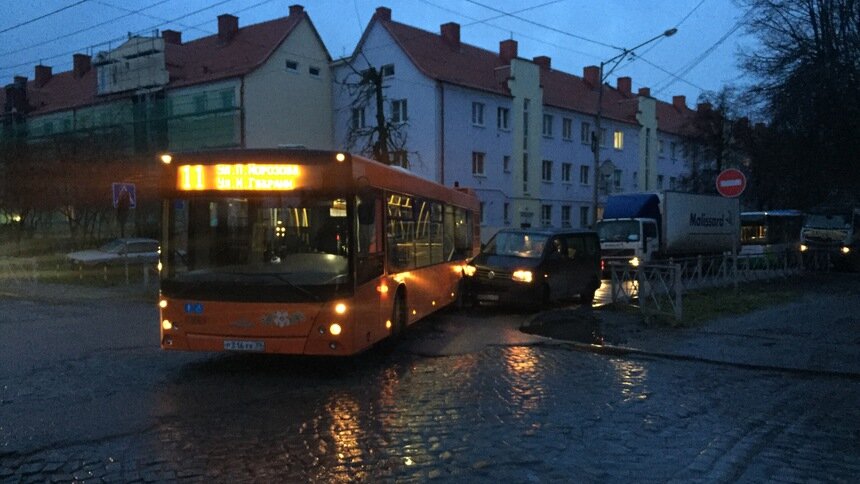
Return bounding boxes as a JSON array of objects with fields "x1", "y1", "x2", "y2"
[
  {"x1": 740, "y1": 210, "x2": 803, "y2": 256},
  {"x1": 157, "y1": 149, "x2": 480, "y2": 356}
]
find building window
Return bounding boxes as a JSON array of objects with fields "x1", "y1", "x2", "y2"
[
  {"x1": 351, "y1": 108, "x2": 366, "y2": 129},
  {"x1": 670, "y1": 177, "x2": 677, "y2": 190},
  {"x1": 380, "y1": 63, "x2": 395, "y2": 77},
  {"x1": 562, "y1": 118, "x2": 573, "y2": 140},
  {"x1": 220, "y1": 89, "x2": 235, "y2": 109},
  {"x1": 670, "y1": 142, "x2": 677, "y2": 160},
  {"x1": 580, "y1": 165, "x2": 590, "y2": 185},
  {"x1": 391, "y1": 150, "x2": 408, "y2": 168},
  {"x1": 580, "y1": 122, "x2": 591, "y2": 144},
  {"x1": 285, "y1": 60, "x2": 298, "y2": 71},
  {"x1": 392, "y1": 99, "x2": 408, "y2": 123},
  {"x1": 613, "y1": 130, "x2": 624, "y2": 150},
  {"x1": 633, "y1": 171, "x2": 639, "y2": 189},
  {"x1": 497, "y1": 107, "x2": 510, "y2": 130},
  {"x1": 503, "y1": 155, "x2": 511, "y2": 173},
  {"x1": 542, "y1": 160, "x2": 553, "y2": 182},
  {"x1": 309, "y1": 66, "x2": 321, "y2": 77},
  {"x1": 658, "y1": 139, "x2": 665, "y2": 156},
  {"x1": 614, "y1": 169, "x2": 622, "y2": 189},
  {"x1": 504, "y1": 203, "x2": 510, "y2": 224},
  {"x1": 600, "y1": 128, "x2": 607, "y2": 147},
  {"x1": 193, "y1": 94, "x2": 207, "y2": 113},
  {"x1": 541, "y1": 205, "x2": 552, "y2": 227},
  {"x1": 561, "y1": 162, "x2": 572, "y2": 182},
  {"x1": 542, "y1": 114, "x2": 553, "y2": 137},
  {"x1": 472, "y1": 152, "x2": 485, "y2": 175},
  {"x1": 580, "y1": 206, "x2": 590, "y2": 228},
  {"x1": 472, "y1": 102, "x2": 485, "y2": 126},
  {"x1": 561, "y1": 205, "x2": 571, "y2": 228},
  {"x1": 657, "y1": 175, "x2": 664, "y2": 189}
]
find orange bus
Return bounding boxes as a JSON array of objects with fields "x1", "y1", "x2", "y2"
[{"x1": 157, "y1": 149, "x2": 480, "y2": 355}]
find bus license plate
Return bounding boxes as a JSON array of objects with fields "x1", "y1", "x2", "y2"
[{"x1": 223, "y1": 340, "x2": 265, "y2": 352}]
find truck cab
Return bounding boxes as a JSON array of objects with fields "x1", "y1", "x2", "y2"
[
  {"x1": 800, "y1": 208, "x2": 860, "y2": 271},
  {"x1": 596, "y1": 218, "x2": 660, "y2": 269}
]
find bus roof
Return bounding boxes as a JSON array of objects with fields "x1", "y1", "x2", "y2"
[
  {"x1": 162, "y1": 148, "x2": 480, "y2": 210},
  {"x1": 741, "y1": 209, "x2": 802, "y2": 218}
]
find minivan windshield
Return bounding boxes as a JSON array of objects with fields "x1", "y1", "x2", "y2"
[{"x1": 483, "y1": 232, "x2": 549, "y2": 259}]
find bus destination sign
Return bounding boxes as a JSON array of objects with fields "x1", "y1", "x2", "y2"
[{"x1": 178, "y1": 164, "x2": 302, "y2": 191}]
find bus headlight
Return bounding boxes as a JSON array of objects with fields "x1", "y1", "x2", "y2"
[
  {"x1": 512, "y1": 270, "x2": 533, "y2": 283},
  {"x1": 335, "y1": 303, "x2": 347, "y2": 314},
  {"x1": 841, "y1": 246, "x2": 851, "y2": 254},
  {"x1": 462, "y1": 265, "x2": 477, "y2": 277},
  {"x1": 629, "y1": 257, "x2": 640, "y2": 267},
  {"x1": 800, "y1": 244, "x2": 809, "y2": 252}
]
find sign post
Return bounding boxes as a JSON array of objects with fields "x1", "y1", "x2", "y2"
[{"x1": 715, "y1": 169, "x2": 746, "y2": 293}]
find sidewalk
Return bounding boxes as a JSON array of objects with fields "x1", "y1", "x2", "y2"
[{"x1": 524, "y1": 273, "x2": 860, "y2": 377}]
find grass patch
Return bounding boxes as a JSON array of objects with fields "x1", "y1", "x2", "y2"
[{"x1": 680, "y1": 281, "x2": 798, "y2": 325}]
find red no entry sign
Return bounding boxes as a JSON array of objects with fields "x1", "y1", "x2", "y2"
[{"x1": 715, "y1": 168, "x2": 746, "y2": 198}]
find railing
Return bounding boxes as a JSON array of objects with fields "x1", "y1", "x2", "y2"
[
  {"x1": 609, "y1": 249, "x2": 832, "y2": 321},
  {"x1": 0, "y1": 257, "x2": 38, "y2": 285}
]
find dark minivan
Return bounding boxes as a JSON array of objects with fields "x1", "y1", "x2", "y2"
[{"x1": 463, "y1": 228, "x2": 602, "y2": 307}]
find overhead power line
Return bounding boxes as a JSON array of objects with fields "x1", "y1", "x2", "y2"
[
  {"x1": 0, "y1": 0, "x2": 90, "y2": 35},
  {"x1": 463, "y1": 0, "x2": 623, "y2": 50}
]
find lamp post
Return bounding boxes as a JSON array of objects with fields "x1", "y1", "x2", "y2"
[{"x1": 591, "y1": 28, "x2": 677, "y2": 226}]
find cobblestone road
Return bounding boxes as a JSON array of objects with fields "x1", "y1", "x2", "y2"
[{"x1": 1, "y1": 292, "x2": 858, "y2": 482}]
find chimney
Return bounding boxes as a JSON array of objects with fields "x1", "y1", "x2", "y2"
[
  {"x1": 583, "y1": 65, "x2": 599, "y2": 87},
  {"x1": 72, "y1": 54, "x2": 91, "y2": 78},
  {"x1": 34, "y1": 65, "x2": 52, "y2": 88},
  {"x1": 697, "y1": 102, "x2": 712, "y2": 113},
  {"x1": 672, "y1": 95, "x2": 686, "y2": 110},
  {"x1": 441, "y1": 22, "x2": 460, "y2": 49},
  {"x1": 217, "y1": 14, "x2": 239, "y2": 42},
  {"x1": 617, "y1": 76, "x2": 631, "y2": 96},
  {"x1": 162, "y1": 29, "x2": 182, "y2": 45},
  {"x1": 499, "y1": 39, "x2": 518, "y2": 64},
  {"x1": 5, "y1": 77, "x2": 29, "y2": 115},
  {"x1": 374, "y1": 6, "x2": 391, "y2": 21},
  {"x1": 533, "y1": 56, "x2": 551, "y2": 70},
  {"x1": 638, "y1": 87, "x2": 651, "y2": 97},
  {"x1": 289, "y1": 4, "x2": 304, "y2": 16}
]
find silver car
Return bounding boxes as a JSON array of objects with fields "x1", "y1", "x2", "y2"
[{"x1": 66, "y1": 238, "x2": 159, "y2": 267}]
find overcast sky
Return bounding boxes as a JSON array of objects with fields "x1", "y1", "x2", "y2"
[{"x1": 0, "y1": 0, "x2": 753, "y2": 106}]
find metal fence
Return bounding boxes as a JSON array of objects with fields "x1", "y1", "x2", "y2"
[
  {"x1": 0, "y1": 257, "x2": 38, "y2": 285},
  {"x1": 609, "y1": 249, "x2": 832, "y2": 321}
]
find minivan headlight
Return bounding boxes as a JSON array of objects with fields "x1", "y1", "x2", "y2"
[
  {"x1": 799, "y1": 244, "x2": 809, "y2": 252},
  {"x1": 841, "y1": 246, "x2": 851, "y2": 254},
  {"x1": 512, "y1": 270, "x2": 533, "y2": 283},
  {"x1": 629, "y1": 257, "x2": 640, "y2": 267}
]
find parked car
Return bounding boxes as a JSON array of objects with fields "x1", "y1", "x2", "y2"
[
  {"x1": 66, "y1": 238, "x2": 159, "y2": 267},
  {"x1": 462, "y1": 228, "x2": 602, "y2": 307}
]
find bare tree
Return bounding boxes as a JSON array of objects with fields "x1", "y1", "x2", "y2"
[
  {"x1": 739, "y1": 0, "x2": 860, "y2": 206},
  {"x1": 338, "y1": 61, "x2": 411, "y2": 167}
]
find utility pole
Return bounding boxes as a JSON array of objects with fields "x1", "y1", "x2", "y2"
[{"x1": 591, "y1": 28, "x2": 678, "y2": 226}]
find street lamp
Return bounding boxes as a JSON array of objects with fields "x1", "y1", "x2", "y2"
[{"x1": 591, "y1": 28, "x2": 677, "y2": 226}]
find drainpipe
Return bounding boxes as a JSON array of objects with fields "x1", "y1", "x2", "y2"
[
  {"x1": 240, "y1": 76, "x2": 246, "y2": 147},
  {"x1": 439, "y1": 82, "x2": 445, "y2": 185}
]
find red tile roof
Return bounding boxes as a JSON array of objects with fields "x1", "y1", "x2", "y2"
[
  {"x1": 2, "y1": 11, "x2": 316, "y2": 116},
  {"x1": 377, "y1": 17, "x2": 694, "y2": 134}
]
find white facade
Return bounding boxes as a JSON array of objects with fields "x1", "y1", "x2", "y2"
[{"x1": 332, "y1": 16, "x2": 693, "y2": 241}]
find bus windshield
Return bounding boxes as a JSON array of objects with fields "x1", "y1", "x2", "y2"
[{"x1": 163, "y1": 193, "x2": 352, "y2": 300}]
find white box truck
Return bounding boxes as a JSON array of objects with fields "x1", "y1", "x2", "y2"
[{"x1": 596, "y1": 191, "x2": 740, "y2": 269}]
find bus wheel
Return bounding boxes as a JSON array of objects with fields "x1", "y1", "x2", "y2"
[{"x1": 391, "y1": 290, "x2": 407, "y2": 337}]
